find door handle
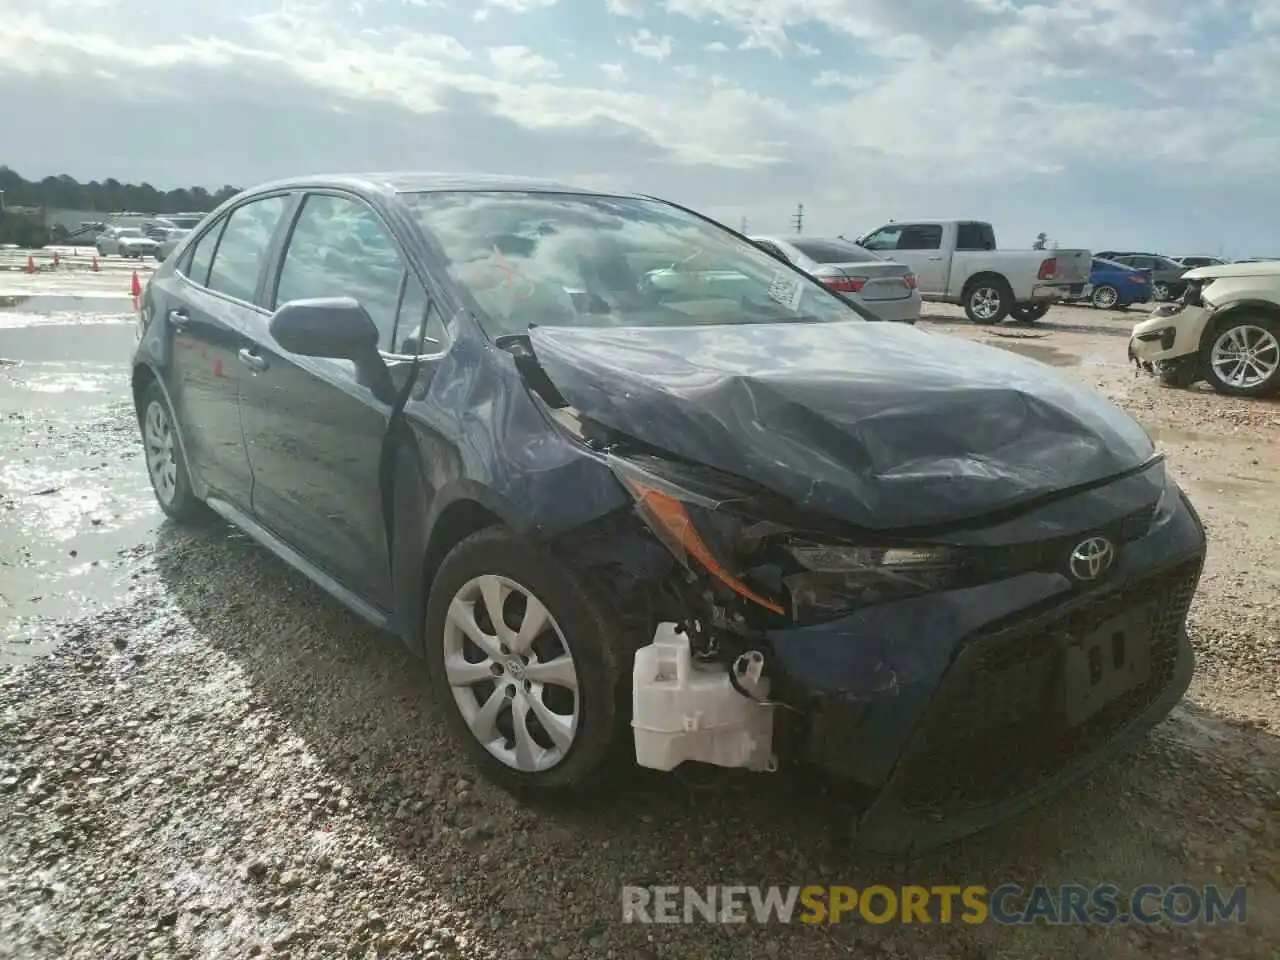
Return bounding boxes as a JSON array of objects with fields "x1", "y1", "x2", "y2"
[
  {"x1": 168, "y1": 309, "x2": 189, "y2": 328},
  {"x1": 237, "y1": 348, "x2": 268, "y2": 373},
  {"x1": 927, "y1": 256, "x2": 943, "y2": 261}
]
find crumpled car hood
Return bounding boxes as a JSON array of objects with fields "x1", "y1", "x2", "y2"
[{"x1": 526, "y1": 321, "x2": 1156, "y2": 530}]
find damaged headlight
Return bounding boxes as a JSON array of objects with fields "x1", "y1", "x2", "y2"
[
  {"x1": 782, "y1": 542, "x2": 958, "y2": 621},
  {"x1": 608, "y1": 455, "x2": 958, "y2": 623}
]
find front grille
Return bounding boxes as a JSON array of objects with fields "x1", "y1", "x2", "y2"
[{"x1": 895, "y1": 558, "x2": 1201, "y2": 814}]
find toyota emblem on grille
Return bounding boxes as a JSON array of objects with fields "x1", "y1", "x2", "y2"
[{"x1": 1069, "y1": 536, "x2": 1115, "y2": 581}]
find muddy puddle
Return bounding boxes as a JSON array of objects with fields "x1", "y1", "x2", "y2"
[{"x1": 0, "y1": 302, "x2": 158, "y2": 667}]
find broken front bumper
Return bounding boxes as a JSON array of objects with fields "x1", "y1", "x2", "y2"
[
  {"x1": 762, "y1": 483, "x2": 1206, "y2": 856},
  {"x1": 1129, "y1": 303, "x2": 1211, "y2": 366}
]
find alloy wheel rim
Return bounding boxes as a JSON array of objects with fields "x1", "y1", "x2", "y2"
[
  {"x1": 442, "y1": 574, "x2": 580, "y2": 772},
  {"x1": 1154, "y1": 283, "x2": 1169, "y2": 299},
  {"x1": 971, "y1": 287, "x2": 1002, "y2": 320},
  {"x1": 1210, "y1": 325, "x2": 1280, "y2": 389},
  {"x1": 143, "y1": 400, "x2": 178, "y2": 505},
  {"x1": 1094, "y1": 286, "x2": 1118, "y2": 308}
]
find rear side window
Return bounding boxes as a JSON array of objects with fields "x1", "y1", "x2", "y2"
[
  {"x1": 897, "y1": 225, "x2": 943, "y2": 250},
  {"x1": 274, "y1": 194, "x2": 407, "y2": 351},
  {"x1": 955, "y1": 222, "x2": 995, "y2": 251},
  {"x1": 792, "y1": 239, "x2": 880, "y2": 263},
  {"x1": 183, "y1": 223, "x2": 223, "y2": 287},
  {"x1": 206, "y1": 195, "x2": 290, "y2": 303}
]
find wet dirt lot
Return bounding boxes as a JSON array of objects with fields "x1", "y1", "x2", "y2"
[{"x1": 1, "y1": 265, "x2": 1278, "y2": 960}]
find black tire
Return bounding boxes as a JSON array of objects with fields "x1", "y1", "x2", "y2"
[
  {"x1": 1200, "y1": 316, "x2": 1280, "y2": 398},
  {"x1": 1091, "y1": 285, "x2": 1120, "y2": 310},
  {"x1": 138, "y1": 380, "x2": 206, "y2": 522},
  {"x1": 1158, "y1": 359, "x2": 1197, "y2": 389},
  {"x1": 963, "y1": 278, "x2": 1013, "y2": 325},
  {"x1": 1009, "y1": 302, "x2": 1050, "y2": 324},
  {"x1": 423, "y1": 527, "x2": 626, "y2": 796}
]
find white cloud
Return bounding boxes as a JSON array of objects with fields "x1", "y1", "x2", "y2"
[
  {"x1": 606, "y1": 0, "x2": 646, "y2": 16},
  {"x1": 599, "y1": 62, "x2": 627, "y2": 82},
  {"x1": 627, "y1": 28, "x2": 674, "y2": 60},
  {"x1": 812, "y1": 70, "x2": 867, "y2": 91},
  {"x1": 486, "y1": 45, "x2": 560, "y2": 78},
  {"x1": 705, "y1": 41, "x2": 729, "y2": 52}
]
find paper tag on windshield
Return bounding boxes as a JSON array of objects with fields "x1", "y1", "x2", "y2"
[{"x1": 766, "y1": 271, "x2": 803, "y2": 311}]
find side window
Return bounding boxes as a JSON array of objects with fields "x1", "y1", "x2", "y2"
[
  {"x1": 392, "y1": 275, "x2": 447, "y2": 354},
  {"x1": 956, "y1": 223, "x2": 994, "y2": 251},
  {"x1": 275, "y1": 194, "x2": 405, "y2": 351},
  {"x1": 182, "y1": 222, "x2": 223, "y2": 287},
  {"x1": 897, "y1": 224, "x2": 943, "y2": 250},
  {"x1": 207, "y1": 196, "x2": 289, "y2": 303},
  {"x1": 860, "y1": 226, "x2": 903, "y2": 251}
]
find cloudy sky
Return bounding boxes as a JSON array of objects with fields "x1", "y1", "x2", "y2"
[{"x1": 1, "y1": 0, "x2": 1277, "y2": 255}]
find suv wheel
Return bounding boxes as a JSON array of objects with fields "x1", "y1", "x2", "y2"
[
  {"x1": 424, "y1": 528, "x2": 625, "y2": 795},
  {"x1": 1202, "y1": 317, "x2": 1280, "y2": 397}
]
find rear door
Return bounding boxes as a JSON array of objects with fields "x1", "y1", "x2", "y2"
[
  {"x1": 153, "y1": 195, "x2": 292, "y2": 509},
  {"x1": 237, "y1": 191, "x2": 429, "y2": 608}
]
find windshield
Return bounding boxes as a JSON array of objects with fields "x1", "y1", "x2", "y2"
[
  {"x1": 791, "y1": 238, "x2": 881, "y2": 264},
  {"x1": 404, "y1": 191, "x2": 868, "y2": 337},
  {"x1": 118, "y1": 228, "x2": 143, "y2": 237}
]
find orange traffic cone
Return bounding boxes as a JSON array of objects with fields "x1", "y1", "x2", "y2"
[
  {"x1": 26, "y1": 255, "x2": 36, "y2": 274},
  {"x1": 91, "y1": 255, "x2": 100, "y2": 272},
  {"x1": 130, "y1": 270, "x2": 142, "y2": 297}
]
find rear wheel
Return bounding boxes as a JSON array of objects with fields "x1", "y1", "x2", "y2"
[
  {"x1": 139, "y1": 380, "x2": 206, "y2": 522},
  {"x1": 964, "y1": 279, "x2": 1012, "y2": 325},
  {"x1": 1009, "y1": 302, "x2": 1050, "y2": 324},
  {"x1": 423, "y1": 528, "x2": 625, "y2": 795},
  {"x1": 1091, "y1": 284, "x2": 1119, "y2": 309},
  {"x1": 1154, "y1": 282, "x2": 1171, "y2": 301},
  {"x1": 1201, "y1": 317, "x2": 1280, "y2": 397}
]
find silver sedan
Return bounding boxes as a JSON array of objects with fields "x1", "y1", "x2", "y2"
[{"x1": 750, "y1": 235, "x2": 923, "y2": 323}]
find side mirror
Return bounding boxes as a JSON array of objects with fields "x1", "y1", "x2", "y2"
[
  {"x1": 270, "y1": 297, "x2": 378, "y2": 359},
  {"x1": 269, "y1": 297, "x2": 394, "y2": 402}
]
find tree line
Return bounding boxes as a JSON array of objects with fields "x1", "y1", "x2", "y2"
[{"x1": 0, "y1": 166, "x2": 242, "y2": 215}]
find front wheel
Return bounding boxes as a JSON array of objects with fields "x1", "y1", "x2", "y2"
[
  {"x1": 1202, "y1": 317, "x2": 1280, "y2": 397},
  {"x1": 964, "y1": 280, "x2": 1012, "y2": 325},
  {"x1": 1154, "y1": 282, "x2": 1171, "y2": 301},
  {"x1": 1009, "y1": 302, "x2": 1051, "y2": 324},
  {"x1": 423, "y1": 528, "x2": 625, "y2": 795}
]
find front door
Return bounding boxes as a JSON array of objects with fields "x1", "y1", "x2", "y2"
[{"x1": 237, "y1": 191, "x2": 426, "y2": 608}]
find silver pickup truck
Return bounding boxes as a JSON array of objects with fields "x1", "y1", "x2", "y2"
[{"x1": 854, "y1": 220, "x2": 1090, "y2": 324}]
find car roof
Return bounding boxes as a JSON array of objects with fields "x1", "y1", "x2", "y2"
[{"x1": 240, "y1": 172, "x2": 637, "y2": 199}]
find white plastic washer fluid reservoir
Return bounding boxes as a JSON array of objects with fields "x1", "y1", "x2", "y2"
[{"x1": 632, "y1": 623, "x2": 777, "y2": 773}]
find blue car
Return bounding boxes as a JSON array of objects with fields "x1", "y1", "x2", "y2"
[{"x1": 1082, "y1": 257, "x2": 1153, "y2": 310}]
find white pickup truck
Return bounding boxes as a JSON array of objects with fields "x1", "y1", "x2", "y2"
[{"x1": 853, "y1": 220, "x2": 1091, "y2": 324}]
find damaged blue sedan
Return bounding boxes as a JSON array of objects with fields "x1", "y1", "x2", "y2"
[{"x1": 130, "y1": 174, "x2": 1206, "y2": 855}]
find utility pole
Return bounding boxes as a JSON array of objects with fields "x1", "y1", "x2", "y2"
[
  {"x1": 740, "y1": 216, "x2": 749, "y2": 234},
  {"x1": 791, "y1": 203, "x2": 804, "y2": 235}
]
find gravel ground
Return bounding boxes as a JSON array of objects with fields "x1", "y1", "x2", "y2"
[{"x1": 1, "y1": 286, "x2": 1278, "y2": 960}]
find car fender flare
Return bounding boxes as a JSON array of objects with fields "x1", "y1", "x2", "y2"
[{"x1": 1196, "y1": 298, "x2": 1280, "y2": 354}]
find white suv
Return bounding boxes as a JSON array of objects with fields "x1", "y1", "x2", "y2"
[{"x1": 1129, "y1": 260, "x2": 1280, "y2": 397}]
